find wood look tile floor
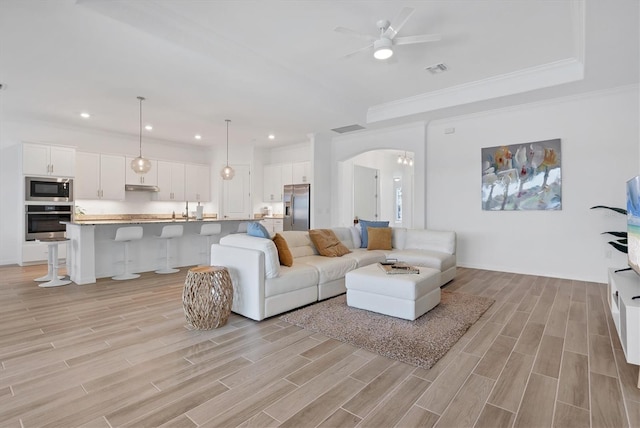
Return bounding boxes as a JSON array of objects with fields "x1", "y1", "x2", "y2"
[{"x1": 0, "y1": 265, "x2": 637, "y2": 427}]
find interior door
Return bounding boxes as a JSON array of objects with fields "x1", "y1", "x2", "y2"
[
  {"x1": 353, "y1": 165, "x2": 379, "y2": 221},
  {"x1": 223, "y1": 164, "x2": 251, "y2": 219}
]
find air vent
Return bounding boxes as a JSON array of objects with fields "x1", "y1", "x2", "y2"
[
  {"x1": 331, "y1": 124, "x2": 365, "y2": 134},
  {"x1": 425, "y1": 63, "x2": 448, "y2": 74}
]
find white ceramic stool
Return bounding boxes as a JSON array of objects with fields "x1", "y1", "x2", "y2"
[
  {"x1": 198, "y1": 223, "x2": 222, "y2": 265},
  {"x1": 155, "y1": 224, "x2": 183, "y2": 274},
  {"x1": 112, "y1": 226, "x2": 144, "y2": 280},
  {"x1": 35, "y1": 238, "x2": 72, "y2": 288}
]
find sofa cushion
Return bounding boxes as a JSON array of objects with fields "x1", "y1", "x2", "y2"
[
  {"x1": 331, "y1": 227, "x2": 357, "y2": 249},
  {"x1": 297, "y1": 255, "x2": 357, "y2": 284},
  {"x1": 280, "y1": 231, "x2": 317, "y2": 258},
  {"x1": 272, "y1": 233, "x2": 293, "y2": 267},
  {"x1": 342, "y1": 248, "x2": 386, "y2": 267},
  {"x1": 265, "y1": 263, "x2": 319, "y2": 297},
  {"x1": 387, "y1": 249, "x2": 457, "y2": 272},
  {"x1": 247, "y1": 221, "x2": 270, "y2": 238},
  {"x1": 219, "y1": 233, "x2": 280, "y2": 279},
  {"x1": 349, "y1": 226, "x2": 361, "y2": 248},
  {"x1": 309, "y1": 229, "x2": 351, "y2": 257},
  {"x1": 359, "y1": 219, "x2": 389, "y2": 248},
  {"x1": 404, "y1": 230, "x2": 456, "y2": 255},
  {"x1": 367, "y1": 227, "x2": 392, "y2": 250}
]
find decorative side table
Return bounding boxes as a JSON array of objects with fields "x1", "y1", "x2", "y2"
[{"x1": 183, "y1": 266, "x2": 233, "y2": 329}]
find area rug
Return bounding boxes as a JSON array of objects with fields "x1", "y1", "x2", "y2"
[{"x1": 280, "y1": 291, "x2": 494, "y2": 369}]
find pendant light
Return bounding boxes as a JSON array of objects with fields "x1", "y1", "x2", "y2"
[
  {"x1": 220, "y1": 119, "x2": 235, "y2": 180},
  {"x1": 397, "y1": 151, "x2": 413, "y2": 166},
  {"x1": 131, "y1": 96, "x2": 152, "y2": 174}
]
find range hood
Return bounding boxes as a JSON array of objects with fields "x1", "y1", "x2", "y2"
[{"x1": 125, "y1": 184, "x2": 159, "y2": 192}]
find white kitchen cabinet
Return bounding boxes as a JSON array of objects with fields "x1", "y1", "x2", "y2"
[
  {"x1": 260, "y1": 218, "x2": 284, "y2": 235},
  {"x1": 185, "y1": 163, "x2": 210, "y2": 202},
  {"x1": 75, "y1": 152, "x2": 125, "y2": 200},
  {"x1": 23, "y1": 143, "x2": 75, "y2": 177},
  {"x1": 125, "y1": 157, "x2": 158, "y2": 186},
  {"x1": 281, "y1": 163, "x2": 293, "y2": 186},
  {"x1": 292, "y1": 161, "x2": 311, "y2": 184},
  {"x1": 263, "y1": 164, "x2": 282, "y2": 202},
  {"x1": 155, "y1": 160, "x2": 185, "y2": 201}
]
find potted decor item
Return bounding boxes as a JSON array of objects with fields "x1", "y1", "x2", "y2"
[{"x1": 590, "y1": 205, "x2": 628, "y2": 254}]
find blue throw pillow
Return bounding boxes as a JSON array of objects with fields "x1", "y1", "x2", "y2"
[
  {"x1": 247, "y1": 222, "x2": 270, "y2": 238},
  {"x1": 359, "y1": 219, "x2": 389, "y2": 248}
]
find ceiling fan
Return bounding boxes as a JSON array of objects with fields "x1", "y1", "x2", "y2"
[{"x1": 335, "y1": 7, "x2": 441, "y2": 60}]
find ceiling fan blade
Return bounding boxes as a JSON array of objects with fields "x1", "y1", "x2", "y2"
[
  {"x1": 340, "y1": 43, "x2": 374, "y2": 59},
  {"x1": 394, "y1": 34, "x2": 442, "y2": 45},
  {"x1": 384, "y1": 7, "x2": 414, "y2": 39},
  {"x1": 334, "y1": 27, "x2": 377, "y2": 42}
]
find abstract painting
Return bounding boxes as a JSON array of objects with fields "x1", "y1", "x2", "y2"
[{"x1": 481, "y1": 138, "x2": 561, "y2": 211}]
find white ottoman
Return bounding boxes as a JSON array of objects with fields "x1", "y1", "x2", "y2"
[{"x1": 345, "y1": 264, "x2": 441, "y2": 320}]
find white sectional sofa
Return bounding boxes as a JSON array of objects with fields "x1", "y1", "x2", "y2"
[{"x1": 210, "y1": 227, "x2": 456, "y2": 321}]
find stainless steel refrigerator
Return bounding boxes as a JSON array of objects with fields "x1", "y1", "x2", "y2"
[{"x1": 283, "y1": 184, "x2": 310, "y2": 231}]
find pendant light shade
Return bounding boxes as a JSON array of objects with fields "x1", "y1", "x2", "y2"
[
  {"x1": 220, "y1": 119, "x2": 235, "y2": 180},
  {"x1": 131, "y1": 96, "x2": 152, "y2": 174}
]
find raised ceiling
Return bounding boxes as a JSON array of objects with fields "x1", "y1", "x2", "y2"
[{"x1": 0, "y1": 0, "x2": 637, "y2": 148}]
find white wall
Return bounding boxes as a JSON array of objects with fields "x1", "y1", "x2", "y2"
[
  {"x1": 330, "y1": 122, "x2": 426, "y2": 228},
  {"x1": 426, "y1": 86, "x2": 639, "y2": 283}
]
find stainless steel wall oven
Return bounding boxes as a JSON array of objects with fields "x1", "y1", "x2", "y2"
[{"x1": 25, "y1": 204, "x2": 72, "y2": 241}]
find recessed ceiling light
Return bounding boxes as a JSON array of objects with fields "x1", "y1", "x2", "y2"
[
  {"x1": 145, "y1": 124, "x2": 153, "y2": 131},
  {"x1": 194, "y1": 134, "x2": 202, "y2": 140},
  {"x1": 268, "y1": 134, "x2": 275, "y2": 140},
  {"x1": 80, "y1": 112, "x2": 90, "y2": 119}
]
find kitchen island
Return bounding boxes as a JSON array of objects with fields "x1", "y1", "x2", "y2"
[{"x1": 63, "y1": 218, "x2": 251, "y2": 285}]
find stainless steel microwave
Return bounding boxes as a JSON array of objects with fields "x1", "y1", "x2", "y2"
[{"x1": 25, "y1": 176, "x2": 73, "y2": 202}]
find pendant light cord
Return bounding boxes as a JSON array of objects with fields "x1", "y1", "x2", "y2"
[
  {"x1": 225, "y1": 119, "x2": 231, "y2": 165},
  {"x1": 137, "y1": 96, "x2": 145, "y2": 157}
]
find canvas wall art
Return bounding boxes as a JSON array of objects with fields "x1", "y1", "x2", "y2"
[{"x1": 481, "y1": 138, "x2": 561, "y2": 211}]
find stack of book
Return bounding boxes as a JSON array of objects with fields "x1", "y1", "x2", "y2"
[{"x1": 378, "y1": 261, "x2": 420, "y2": 274}]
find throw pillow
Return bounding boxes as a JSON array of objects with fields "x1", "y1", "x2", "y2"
[
  {"x1": 308, "y1": 229, "x2": 351, "y2": 257},
  {"x1": 272, "y1": 233, "x2": 293, "y2": 267},
  {"x1": 359, "y1": 219, "x2": 390, "y2": 248},
  {"x1": 247, "y1": 222, "x2": 270, "y2": 239},
  {"x1": 367, "y1": 227, "x2": 392, "y2": 250}
]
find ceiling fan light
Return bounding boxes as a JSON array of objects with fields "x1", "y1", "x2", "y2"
[{"x1": 373, "y1": 38, "x2": 393, "y2": 60}]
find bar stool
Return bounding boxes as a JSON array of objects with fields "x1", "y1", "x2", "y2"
[
  {"x1": 155, "y1": 224, "x2": 183, "y2": 274},
  {"x1": 198, "y1": 223, "x2": 222, "y2": 265},
  {"x1": 34, "y1": 238, "x2": 71, "y2": 287},
  {"x1": 112, "y1": 226, "x2": 143, "y2": 280}
]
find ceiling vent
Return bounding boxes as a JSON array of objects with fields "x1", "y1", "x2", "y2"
[
  {"x1": 425, "y1": 63, "x2": 448, "y2": 74},
  {"x1": 331, "y1": 124, "x2": 365, "y2": 134}
]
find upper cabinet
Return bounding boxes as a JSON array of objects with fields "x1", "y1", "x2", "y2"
[
  {"x1": 155, "y1": 161, "x2": 185, "y2": 201},
  {"x1": 263, "y1": 164, "x2": 283, "y2": 202},
  {"x1": 125, "y1": 157, "x2": 158, "y2": 186},
  {"x1": 263, "y1": 161, "x2": 311, "y2": 202},
  {"x1": 75, "y1": 152, "x2": 125, "y2": 200},
  {"x1": 185, "y1": 163, "x2": 210, "y2": 202},
  {"x1": 292, "y1": 161, "x2": 311, "y2": 184},
  {"x1": 23, "y1": 143, "x2": 75, "y2": 177}
]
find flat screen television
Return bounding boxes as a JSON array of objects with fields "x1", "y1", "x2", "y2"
[{"x1": 627, "y1": 176, "x2": 640, "y2": 274}]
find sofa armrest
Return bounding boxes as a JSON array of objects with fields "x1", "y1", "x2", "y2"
[{"x1": 211, "y1": 244, "x2": 266, "y2": 321}]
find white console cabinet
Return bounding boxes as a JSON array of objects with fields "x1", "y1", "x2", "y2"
[{"x1": 608, "y1": 268, "x2": 640, "y2": 387}]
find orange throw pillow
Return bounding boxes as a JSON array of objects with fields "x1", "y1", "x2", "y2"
[
  {"x1": 309, "y1": 229, "x2": 351, "y2": 257},
  {"x1": 367, "y1": 227, "x2": 392, "y2": 250},
  {"x1": 272, "y1": 233, "x2": 293, "y2": 267}
]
